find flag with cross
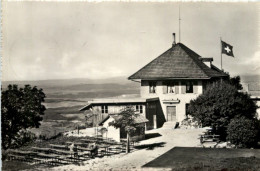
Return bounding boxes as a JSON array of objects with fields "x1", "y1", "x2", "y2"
[{"x1": 221, "y1": 40, "x2": 234, "y2": 57}]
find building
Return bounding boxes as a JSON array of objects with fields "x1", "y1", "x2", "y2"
[
  {"x1": 128, "y1": 35, "x2": 227, "y2": 125},
  {"x1": 80, "y1": 97, "x2": 161, "y2": 131},
  {"x1": 241, "y1": 82, "x2": 260, "y2": 119},
  {"x1": 80, "y1": 34, "x2": 228, "y2": 140},
  {"x1": 98, "y1": 114, "x2": 148, "y2": 142}
]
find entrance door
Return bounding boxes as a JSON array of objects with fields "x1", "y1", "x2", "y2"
[{"x1": 167, "y1": 106, "x2": 176, "y2": 121}]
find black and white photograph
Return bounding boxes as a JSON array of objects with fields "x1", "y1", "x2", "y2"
[{"x1": 1, "y1": 1, "x2": 260, "y2": 170}]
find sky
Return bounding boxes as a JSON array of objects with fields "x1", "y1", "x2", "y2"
[{"x1": 2, "y1": 2, "x2": 259, "y2": 81}]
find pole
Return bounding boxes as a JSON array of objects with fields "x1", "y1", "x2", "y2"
[
  {"x1": 179, "y1": 4, "x2": 181, "y2": 43},
  {"x1": 220, "y1": 37, "x2": 222, "y2": 70}
]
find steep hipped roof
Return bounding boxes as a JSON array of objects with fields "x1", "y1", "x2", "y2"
[{"x1": 128, "y1": 43, "x2": 228, "y2": 80}]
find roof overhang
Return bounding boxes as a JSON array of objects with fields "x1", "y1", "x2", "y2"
[
  {"x1": 79, "y1": 98, "x2": 147, "y2": 111},
  {"x1": 250, "y1": 96, "x2": 260, "y2": 100},
  {"x1": 129, "y1": 77, "x2": 211, "y2": 81}
]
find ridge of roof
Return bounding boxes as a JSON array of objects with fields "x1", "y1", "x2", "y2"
[
  {"x1": 178, "y1": 43, "x2": 227, "y2": 78},
  {"x1": 177, "y1": 43, "x2": 210, "y2": 78}
]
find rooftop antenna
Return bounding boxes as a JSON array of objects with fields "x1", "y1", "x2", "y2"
[{"x1": 179, "y1": 4, "x2": 181, "y2": 43}]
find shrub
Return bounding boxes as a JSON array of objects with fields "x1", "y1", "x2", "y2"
[
  {"x1": 181, "y1": 116, "x2": 200, "y2": 128},
  {"x1": 227, "y1": 117, "x2": 260, "y2": 148},
  {"x1": 11, "y1": 130, "x2": 36, "y2": 148},
  {"x1": 188, "y1": 80, "x2": 257, "y2": 140}
]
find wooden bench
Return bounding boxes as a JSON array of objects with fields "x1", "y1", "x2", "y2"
[
  {"x1": 8, "y1": 154, "x2": 25, "y2": 161},
  {"x1": 200, "y1": 134, "x2": 220, "y2": 144},
  {"x1": 8, "y1": 150, "x2": 37, "y2": 162}
]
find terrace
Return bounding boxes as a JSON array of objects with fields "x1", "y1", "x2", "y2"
[{"x1": 5, "y1": 136, "x2": 136, "y2": 167}]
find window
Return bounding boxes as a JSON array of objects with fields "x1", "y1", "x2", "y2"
[
  {"x1": 167, "y1": 82, "x2": 175, "y2": 93},
  {"x1": 149, "y1": 82, "x2": 156, "y2": 93},
  {"x1": 136, "y1": 105, "x2": 143, "y2": 113},
  {"x1": 101, "y1": 105, "x2": 108, "y2": 113},
  {"x1": 186, "y1": 82, "x2": 193, "y2": 93}
]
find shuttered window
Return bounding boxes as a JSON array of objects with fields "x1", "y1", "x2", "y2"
[
  {"x1": 149, "y1": 82, "x2": 156, "y2": 93},
  {"x1": 167, "y1": 82, "x2": 175, "y2": 93},
  {"x1": 186, "y1": 81, "x2": 193, "y2": 93},
  {"x1": 163, "y1": 81, "x2": 179, "y2": 94}
]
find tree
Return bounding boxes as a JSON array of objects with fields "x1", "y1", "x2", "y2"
[
  {"x1": 227, "y1": 117, "x2": 259, "y2": 148},
  {"x1": 224, "y1": 75, "x2": 243, "y2": 90},
  {"x1": 109, "y1": 106, "x2": 141, "y2": 153},
  {"x1": 188, "y1": 80, "x2": 257, "y2": 140},
  {"x1": 1, "y1": 84, "x2": 46, "y2": 149}
]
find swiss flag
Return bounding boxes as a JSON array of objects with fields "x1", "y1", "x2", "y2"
[{"x1": 221, "y1": 40, "x2": 234, "y2": 57}]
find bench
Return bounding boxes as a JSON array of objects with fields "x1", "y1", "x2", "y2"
[
  {"x1": 8, "y1": 154, "x2": 25, "y2": 161},
  {"x1": 200, "y1": 134, "x2": 220, "y2": 144}
]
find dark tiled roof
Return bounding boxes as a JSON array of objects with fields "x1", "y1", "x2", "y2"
[{"x1": 128, "y1": 43, "x2": 228, "y2": 80}]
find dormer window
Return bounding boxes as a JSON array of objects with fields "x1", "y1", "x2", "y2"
[{"x1": 149, "y1": 82, "x2": 156, "y2": 93}]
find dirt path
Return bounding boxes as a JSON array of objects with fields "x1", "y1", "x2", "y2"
[{"x1": 47, "y1": 127, "x2": 205, "y2": 171}]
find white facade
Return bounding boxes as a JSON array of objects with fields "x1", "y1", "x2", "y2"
[
  {"x1": 141, "y1": 80, "x2": 203, "y2": 122},
  {"x1": 102, "y1": 117, "x2": 121, "y2": 142}
]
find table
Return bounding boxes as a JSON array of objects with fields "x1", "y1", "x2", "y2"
[
  {"x1": 31, "y1": 147, "x2": 51, "y2": 153},
  {"x1": 9, "y1": 150, "x2": 37, "y2": 155},
  {"x1": 51, "y1": 149, "x2": 78, "y2": 162},
  {"x1": 36, "y1": 152, "x2": 60, "y2": 165},
  {"x1": 97, "y1": 144, "x2": 110, "y2": 156},
  {"x1": 80, "y1": 139, "x2": 97, "y2": 143},
  {"x1": 49, "y1": 144, "x2": 68, "y2": 150},
  {"x1": 65, "y1": 142, "x2": 84, "y2": 146}
]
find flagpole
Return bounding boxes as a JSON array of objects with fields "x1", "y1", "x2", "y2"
[{"x1": 220, "y1": 37, "x2": 222, "y2": 70}]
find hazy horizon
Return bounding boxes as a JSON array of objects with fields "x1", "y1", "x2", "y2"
[
  {"x1": 2, "y1": 2, "x2": 259, "y2": 81},
  {"x1": 2, "y1": 74, "x2": 260, "y2": 83}
]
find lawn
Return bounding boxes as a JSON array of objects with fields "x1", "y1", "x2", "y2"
[{"x1": 143, "y1": 147, "x2": 260, "y2": 171}]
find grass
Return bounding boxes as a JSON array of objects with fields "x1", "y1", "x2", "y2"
[{"x1": 143, "y1": 147, "x2": 260, "y2": 171}]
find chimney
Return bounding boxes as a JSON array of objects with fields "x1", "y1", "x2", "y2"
[
  {"x1": 172, "y1": 33, "x2": 176, "y2": 46},
  {"x1": 199, "y1": 57, "x2": 213, "y2": 68}
]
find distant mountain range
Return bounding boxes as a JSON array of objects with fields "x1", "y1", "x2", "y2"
[
  {"x1": 240, "y1": 75, "x2": 260, "y2": 83},
  {"x1": 2, "y1": 75, "x2": 259, "y2": 88},
  {"x1": 1, "y1": 76, "x2": 137, "y2": 89}
]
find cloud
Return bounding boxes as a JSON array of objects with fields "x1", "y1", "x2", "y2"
[{"x1": 2, "y1": 2, "x2": 259, "y2": 81}]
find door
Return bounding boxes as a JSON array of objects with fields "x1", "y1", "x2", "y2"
[
  {"x1": 146, "y1": 102, "x2": 156, "y2": 130},
  {"x1": 167, "y1": 106, "x2": 176, "y2": 121}
]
